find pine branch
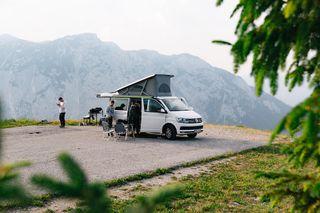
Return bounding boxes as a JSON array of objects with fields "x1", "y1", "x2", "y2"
[
  {"x1": 32, "y1": 153, "x2": 112, "y2": 212},
  {"x1": 211, "y1": 40, "x2": 232, "y2": 46},
  {"x1": 127, "y1": 185, "x2": 184, "y2": 213}
]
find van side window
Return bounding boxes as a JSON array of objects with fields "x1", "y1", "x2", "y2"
[
  {"x1": 114, "y1": 99, "x2": 128, "y2": 111},
  {"x1": 143, "y1": 99, "x2": 163, "y2": 112}
]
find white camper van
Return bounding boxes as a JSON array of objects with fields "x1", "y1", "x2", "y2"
[{"x1": 97, "y1": 74, "x2": 203, "y2": 139}]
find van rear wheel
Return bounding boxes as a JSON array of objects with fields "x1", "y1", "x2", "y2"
[
  {"x1": 164, "y1": 125, "x2": 176, "y2": 140},
  {"x1": 187, "y1": 133, "x2": 197, "y2": 138}
]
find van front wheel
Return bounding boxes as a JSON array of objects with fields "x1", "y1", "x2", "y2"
[
  {"x1": 187, "y1": 133, "x2": 197, "y2": 138},
  {"x1": 164, "y1": 125, "x2": 176, "y2": 140}
]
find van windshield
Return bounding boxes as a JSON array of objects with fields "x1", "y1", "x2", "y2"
[{"x1": 161, "y1": 98, "x2": 189, "y2": 111}]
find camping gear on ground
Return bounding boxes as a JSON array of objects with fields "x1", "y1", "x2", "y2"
[
  {"x1": 114, "y1": 121, "x2": 127, "y2": 140},
  {"x1": 90, "y1": 107, "x2": 103, "y2": 125},
  {"x1": 82, "y1": 107, "x2": 103, "y2": 125}
]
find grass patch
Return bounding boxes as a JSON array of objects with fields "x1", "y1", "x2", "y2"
[
  {"x1": 30, "y1": 194, "x2": 55, "y2": 207},
  {"x1": 104, "y1": 152, "x2": 244, "y2": 189},
  {"x1": 0, "y1": 119, "x2": 39, "y2": 129},
  {"x1": 106, "y1": 145, "x2": 287, "y2": 189},
  {"x1": 49, "y1": 120, "x2": 80, "y2": 126},
  {"x1": 0, "y1": 194, "x2": 54, "y2": 211},
  {"x1": 105, "y1": 168, "x2": 171, "y2": 188},
  {"x1": 112, "y1": 145, "x2": 295, "y2": 212},
  {"x1": 0, "y1": 119, "x2": 80, "y2": 129}
]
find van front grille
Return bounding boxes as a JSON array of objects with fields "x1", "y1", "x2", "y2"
[{"x1": 180, "y1": 125, "x2": 203, "y2": 130}]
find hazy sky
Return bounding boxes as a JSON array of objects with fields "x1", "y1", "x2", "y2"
[{"x1": 0, "y1": 0, "x2": 311, "y2": 106}]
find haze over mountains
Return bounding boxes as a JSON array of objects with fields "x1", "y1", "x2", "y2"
[{"x1": 0, "y1": 33, "x2": 290, "y2": 129}]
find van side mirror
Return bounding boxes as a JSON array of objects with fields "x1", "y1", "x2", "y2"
[{"x1": 160, "y1": 108, "x2": 166, "y2": 113}]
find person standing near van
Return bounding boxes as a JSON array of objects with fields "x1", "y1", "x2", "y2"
[
  {"x1": 129, "y1": 102, "x2": 141, "y2": 134},
  {"x1": 135, "y1": 102, "x2": 141, "y2": 134},
  {"x1": 106, "y1": 100, "x2": 115, "y2": 128},
  {"x1": 128, "y1": 102, "x2": 136, "y2": 131},
  {"x1": 57, "y1": 97, "x2": 66, "y2": 128}
]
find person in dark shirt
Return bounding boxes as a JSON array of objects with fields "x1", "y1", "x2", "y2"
[{"x1": 128, "y1": 102, "x2": 141, "y2": 134}]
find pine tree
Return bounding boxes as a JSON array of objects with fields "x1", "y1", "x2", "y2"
[
  {"x1": 32, "y1": 153, "x2": 112, "y2": 213},
  {"x1": 214, "y1": 0, "x2": 320, "y2": 211}
]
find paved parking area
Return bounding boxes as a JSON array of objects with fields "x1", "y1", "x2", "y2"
[{"x1": 2, "y1": 125, "x2": 268, "y2": 191}]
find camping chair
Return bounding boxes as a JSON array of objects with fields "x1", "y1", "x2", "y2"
[
  {"x1": 101, "y1": 120, "x2": 114, "y2": 141},
  {"x1": 114, "y1": 121, "x2": 127, "y2": 141}
]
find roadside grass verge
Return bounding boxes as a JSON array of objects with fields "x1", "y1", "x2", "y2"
[
  {"x1": 0, "y1": 119, "x2": 39, "y2": 129},
  {"x1": 112, "y1": 144, "x2": 299, "y2": 212},
  {"x1": 0, "y1": 194, "x2": 55, "y2": 211},
  {"x1": 0, "y1": 119, "x2": 80, "y2": 129},
  {"x1": 104, "y1": 153, "x2": 236, "y2": 189}
]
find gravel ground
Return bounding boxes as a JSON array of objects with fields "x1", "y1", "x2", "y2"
[{"x1": 2, "y1": 125, "x2": 269, "y2": 192}]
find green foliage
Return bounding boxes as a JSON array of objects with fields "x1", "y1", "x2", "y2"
[
  {"x1": 127, "y1": 186, "x2": 183, "y2": 213},
  {"x1": 216, "y1": 0, "x2": 320, "y2": 96},
  {"x1": 31, "y1": 153, "x2": 182, "y2": 212},
  {"x1": 270, "y1": 87, "x2": 320, "y2": 167},
  {"x1": 257, "y1": 170, "x2": 320, "y2": 212},
  {"x1": 0, "y1": 158, "x2": 31, "y2": 207},
  {"x1": 211, "y1": 40, "x2": 232, "y2": 46},
  {"x1": 0, "y1": 103, "x2": 31, "y2": 207},
  {"x1": 215, "y1": 0, "x2": 320, "y2": 211},
  {"x1": 32, "y1": 153, "x2": 112, "y2": 213}
]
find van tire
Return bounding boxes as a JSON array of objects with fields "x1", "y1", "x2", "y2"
[
  {"x1": 164, "y1": 124, "x2": 176, "y2": 140},
  {"x1": 187, "y1": 133, "x2": 197, "y2": 138}
]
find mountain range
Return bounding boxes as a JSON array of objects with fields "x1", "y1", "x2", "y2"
[{"x1": 0, "y1": 33, "x2": 290, "y2": 129}]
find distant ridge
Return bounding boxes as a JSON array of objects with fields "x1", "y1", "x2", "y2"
[{"x1": 0, "y1": 33, "x2": 290, "y2": 129}]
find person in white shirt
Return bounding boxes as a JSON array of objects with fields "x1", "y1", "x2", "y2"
[{"x1": 57, "y1": 97, "x2": 66, "y2": 128}]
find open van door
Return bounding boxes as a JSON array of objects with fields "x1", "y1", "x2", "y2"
[
  {"x1": 113, "y1": 98, "x2": 129, "y2": 121},
  {"x1": 141, "y1": 98, "x2": 166, "y2": 133}
]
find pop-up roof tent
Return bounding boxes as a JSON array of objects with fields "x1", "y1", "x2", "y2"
[{"x1": 97, "y1": 74, "x2": 174, "y2": 98}]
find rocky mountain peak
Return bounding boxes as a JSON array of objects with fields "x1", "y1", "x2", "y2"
[{"x1": 0, "y1": 34, "x2": 290, "y2": 129}]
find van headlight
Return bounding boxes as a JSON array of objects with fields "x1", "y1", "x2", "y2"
[{"x1": 176, "y1": 117, "x2": 188, "y2": 123}]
